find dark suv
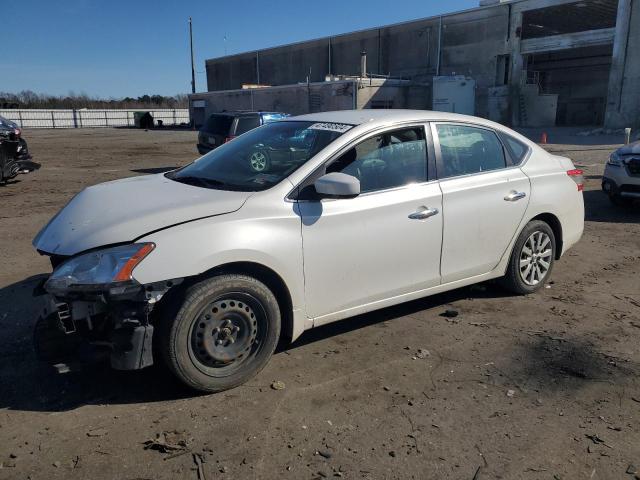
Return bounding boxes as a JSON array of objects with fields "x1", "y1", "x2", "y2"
[{"x1": 197, "y1": 111, "x2": 288, "y2": 155}]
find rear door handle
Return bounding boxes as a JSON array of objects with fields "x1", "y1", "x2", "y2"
[
  {"x1": 504, "y1": 191, "x2": 526, "y2": 202},
  {"x1": 408, "y1": 207, "x2": 439, "y2": 220}
]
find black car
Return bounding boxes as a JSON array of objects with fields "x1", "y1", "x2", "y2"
[
  {"x1": 197, "y1": 111, "x2": 288, "y2": 155},
  {"x1": 0, "y1": 115, "x2": 40, "y2": 183}
]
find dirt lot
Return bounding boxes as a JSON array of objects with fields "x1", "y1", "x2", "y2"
[{"x1": 1, "y1": 128, "x2": 639, "y2": 480}]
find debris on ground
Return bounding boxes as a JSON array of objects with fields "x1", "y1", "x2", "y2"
[
  {"x1": 87, "y1": 428, "x2": 108, "y2": 437},
  {"x1": 415, "y1": 348, "x2": 430, "y2": 359},
  {"x1": 193, "y1": 453, "x2": 207, "y2": 480},
  {"x1": 576, "y1": 127, "x2": 627, "y2": 136},
  {"x1": 506, "y1": 389, "x2": 516, "y2": 398},
  {"x1": 469, "y1": 322, "x2": 489, "y2": 328},
  {"x1": 626, "y1": 464, "x2": 637, "y2": 474},
  {"x1": 271, "y1": 380, "x2": 286, "y2": 390},
  {"x1": 585, "y1": 434, "x2": 612, "y2": 449},
  {"x1": 440, "y1": 309, "x2": 459, "y2": 318},
  {"x1": 143, "y1": 430, "x2": 192, "y2": 453}
]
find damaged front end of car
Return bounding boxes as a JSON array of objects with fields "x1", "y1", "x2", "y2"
[
  {"x1": 34, "y1": 243, "x2": 182, "y2": 371},
  {"x1": 0, "y1": 117, "x2": 41, "y2": 182}
]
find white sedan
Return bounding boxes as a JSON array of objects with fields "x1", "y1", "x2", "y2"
[{"x1": 33, "y1": 110, "x2": 584, "y2": 392}]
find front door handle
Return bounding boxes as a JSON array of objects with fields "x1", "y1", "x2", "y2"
[
  {"x1": 504, "y1": 191, "x2": 527, "y2": 202},
  {"x1": 408, "y1": 206, "x2": 439, "y2": 220}
]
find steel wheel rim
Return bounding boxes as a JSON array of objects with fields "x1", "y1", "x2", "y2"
[
  {"x1": 519, "y1": 231, "x2": 552, "y2": 286},
  {"x1": 249, "y1": 151, "x2": 267, "y2": 171},
  {"x1": 188, "y1": 292, "x2": 267, "y2": 377}
]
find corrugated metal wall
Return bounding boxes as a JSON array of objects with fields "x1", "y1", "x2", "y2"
[{"x1": 0, "y1": 109, "x2": 189, "y2": 129}]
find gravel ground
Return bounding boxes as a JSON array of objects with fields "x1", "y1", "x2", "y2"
[{"x1": 0, "y1": 128, "x2": 639, "y2": 480}]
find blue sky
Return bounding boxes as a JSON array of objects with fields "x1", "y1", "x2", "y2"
[{"x1": 4, "y1": 0, "x2": 478, "y2": 99}]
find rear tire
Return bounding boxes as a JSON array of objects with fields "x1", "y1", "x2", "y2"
[
  {"x1": 500, "y1": 220, "x2": 556, "y2": 295},
  {"x1": 159, "y1": 274, "x2": 281, "y2": 392}
]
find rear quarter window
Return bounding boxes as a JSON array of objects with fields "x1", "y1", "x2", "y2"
[
  {"x1": 234, "y1": 116, "x2": 261, "y2": 135},
  {"x1": 203, "y1": 115, "x2": 234, "y2": 135},
  {"x1": 502, "y1": 134, "x2": 529, "y2": 165}
]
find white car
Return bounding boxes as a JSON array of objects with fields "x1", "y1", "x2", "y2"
[
  {"x1": 602, "y1": 140, "x2": 640, "y2": 206},
  {"x1": 32, "y1": 110, "x2": 584, "y2": 392}
]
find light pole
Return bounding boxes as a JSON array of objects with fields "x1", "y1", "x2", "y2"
[{"x1": 189, "y1": 17, "x2": 196, "y2": 94}]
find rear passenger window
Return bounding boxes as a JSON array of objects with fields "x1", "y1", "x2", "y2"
[
  {"x1": 436, "y1": 124, "x2": 506, "y2": 178},
  {"x1": 235, "y1": 116, "x2": 261, "y2": 135},
  {"x1": 327, "y1": 127, "x2": 427, "y2": 193},
  {"x1": 502, "y1": 134, "x2": 529, "y2": 165}
]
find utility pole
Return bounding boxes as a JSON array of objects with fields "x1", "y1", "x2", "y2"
[{"x1": 189, "y1": 17, "x2": 196, "y2": 94}]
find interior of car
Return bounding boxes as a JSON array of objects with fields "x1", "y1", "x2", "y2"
[{"x1": 327, "y1": 128, "x2": 427, "y2": 192}]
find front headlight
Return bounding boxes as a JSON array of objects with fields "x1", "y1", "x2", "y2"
[
  {"x1": 608, "y1": 151, "x2": 623, "y2": 166},
  {"x1": 45, "y1": 243, "x2": 154, "y2": 292}
]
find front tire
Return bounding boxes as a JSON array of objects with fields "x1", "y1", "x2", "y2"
[
  {"x1": 159, "y1": 274, "x2": 281, "y2": 392},
  {"x1": 500, "y1": 220, "x2": 556, "y2": 295}
]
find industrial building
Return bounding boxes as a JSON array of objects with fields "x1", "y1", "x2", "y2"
[{"x1": 191, "y1": 0, "x2": 639, "y2": 129}]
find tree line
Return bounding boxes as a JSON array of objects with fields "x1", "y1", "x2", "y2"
[{"x1": 0, "y1": 91, "x2": 189, "y2": 109}]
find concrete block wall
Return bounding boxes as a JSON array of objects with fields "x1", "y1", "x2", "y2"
[
  {"x1": 605, "y1": 0, "x2": 640, "y2": 129},
  {"x1": 204, "y1": 4, "x2": 512, "y2": 118}
]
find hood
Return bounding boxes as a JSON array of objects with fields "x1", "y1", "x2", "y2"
[
  {"x1": 34, "y1": 174, "x2": 252, "y2": 256},
  {"x1": 616, "y1": 140, "x2": 640, "y2": 156}
]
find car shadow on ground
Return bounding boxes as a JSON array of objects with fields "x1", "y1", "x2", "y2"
[
  {"x1": 0, "y1": 272, "x2": 511, "y2": 412},
  {"x1": 130, "y1": 166, "x2": 178, "y2": 175},
  {"x1": 583, "y1": 189, "x2": 639, "y2": 223},
  {"x1": 3, "y1": 272, "x2": 637, "y2": 413},
  {"x1": 0, "y1": 179, "x2": 21, "y2": 187}
]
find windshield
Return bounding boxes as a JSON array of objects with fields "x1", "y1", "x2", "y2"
[{"x1": 169, "y1": 120, "x2": 353, "y2": 191}]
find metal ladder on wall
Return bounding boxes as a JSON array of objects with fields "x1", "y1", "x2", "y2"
[{"x1": 519, "y1": 70, "x2": 543, "y2": 126}]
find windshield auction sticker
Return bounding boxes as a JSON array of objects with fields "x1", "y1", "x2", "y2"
[{"x1": 308, "y1": 122, "x2": 353, "y2": 133}]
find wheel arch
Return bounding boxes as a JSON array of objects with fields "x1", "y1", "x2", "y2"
[
  {"x1": 192, "y1": 261, "x2": 295, "y2": 345},
  {"x1": 529, "y1": 212, "x2": 563, "y2": 260}
]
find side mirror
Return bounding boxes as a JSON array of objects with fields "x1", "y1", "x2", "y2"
[{"x1": 313, "y1": 172, "x2": 360, "y2": 198}]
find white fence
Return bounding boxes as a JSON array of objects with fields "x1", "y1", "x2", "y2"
[{"x1": 0, "y1": 109, "x2": 190, "y2": 129}]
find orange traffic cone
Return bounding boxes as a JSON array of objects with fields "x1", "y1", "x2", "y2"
[{"x1": 540, "y1": 132, "x2": 548, "y2": 144}]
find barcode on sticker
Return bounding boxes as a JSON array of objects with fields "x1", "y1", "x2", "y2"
[{"x1": 308, "y1": 122, "x2": 353, "y2": 133}]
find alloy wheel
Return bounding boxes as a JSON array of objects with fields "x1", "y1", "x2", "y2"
[
  {"x1": 249, "y1": 151, "x2": 267, "y2": 172},
  {"x1": 519, "y1": 231, "x2": 552, "y2": 286}
]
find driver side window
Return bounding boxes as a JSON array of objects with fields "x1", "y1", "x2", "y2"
[{"x1": 327, "y1": 127, "x2": 428, "y2": 193}]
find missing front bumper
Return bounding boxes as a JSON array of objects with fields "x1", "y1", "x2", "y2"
[{"x1": 34, "y1": 292, "x2": 156, "y2": 371}]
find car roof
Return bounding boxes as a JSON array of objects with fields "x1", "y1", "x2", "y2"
[
  {"x1": 209, "y1": 111, "x2": 286, "y2": 117},
  {"x1": 286, "y1": 109, "x2": 503, "y2": 130}
]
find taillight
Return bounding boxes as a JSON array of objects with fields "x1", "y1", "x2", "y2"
[
  {"x1": 567, "y1": 169, "x2": 584, "y2": 191},
  {"x1": 224, "y1": 136, "x2": 236, "y2": 143}
]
